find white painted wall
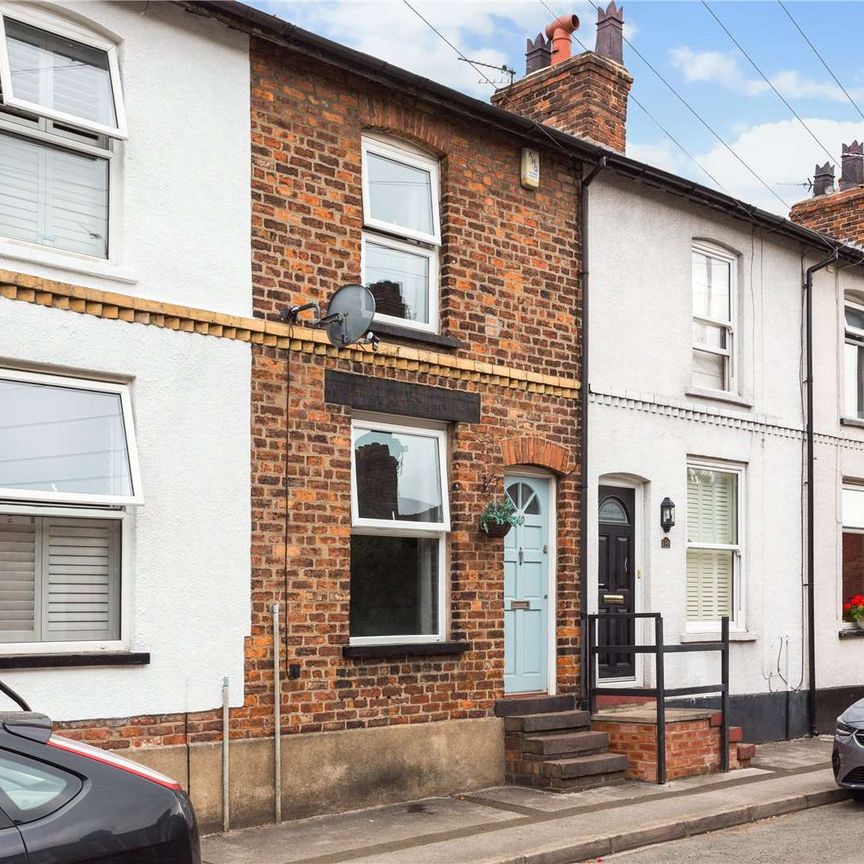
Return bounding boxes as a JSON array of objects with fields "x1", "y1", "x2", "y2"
[
  {"x1": 588, "y1": 174, "x2": 864, "y2": 699},
  {"x1": 0, "y1": 1, "x2": 251, "y2": 316},
  {"x1": 0, "y1": 300, "x2": 251, "y2": 718}
]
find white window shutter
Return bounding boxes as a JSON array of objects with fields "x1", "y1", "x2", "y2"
[
  {"x1": 0, "y1": 515, "x2": 38, "y2": 638},
  {"x1": 42, "y1": 518, "x2": 119, "y2": 641},
  {"x1": 686, "y1": 549, "x2": 732, "y2": 622}
]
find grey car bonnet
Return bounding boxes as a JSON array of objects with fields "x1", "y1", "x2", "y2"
[{"x1": 840, "y1": 698, "x2": 864, "y2": 724}]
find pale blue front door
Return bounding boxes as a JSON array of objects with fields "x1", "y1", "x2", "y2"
[{"x1": 504, "y1": 475, "x2": 551, "y2": 694}]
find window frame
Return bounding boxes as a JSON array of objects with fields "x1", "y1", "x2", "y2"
[
  {"x1": 360, "y1": 231, "x2": 439, "y2": 335},
  {"x1": 844, "y1": 300, "x2": 864, "y2": 420},
  {"x1": 691, "y1": 242, "x2": 737, "y2": 395},
  {"x1": 0, "y1": 367, "x2": 143, "y2": 507},
  {"x1": 685, "y1": 459, "x2": 745, "y2": 633},
  {"x1": 841, "y1": 483, "x2": 864, "y2": 626},
  {"x1": 361, "y1": 135, "x2": 441, "y2": 246},
  {"x1": 0, "y1": 503, "x2": 128, "y2": 654},
  {"x1": 349, "y1": 416, "x2": 449, "y2": 645},
  {"x1": 0, "y1": 10, "x2": 128, "y2": 140}
]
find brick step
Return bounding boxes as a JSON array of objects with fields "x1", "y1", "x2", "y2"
[
  {"x1": 522, "y1": 729, "x2": 610, "y2": 757},
  {"x1": 494, "y1": 695, "x2": 577, "y2": 717},
  {"x1": 504, "y1": 710, "x2": 591, "y2": 734},
  {"x1": 540, "y1": 751, "x2": 629, "y2": 780}
]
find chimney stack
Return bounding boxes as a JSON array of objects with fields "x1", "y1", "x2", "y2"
[
  {"x1": 493, "y1": 3, "x2": 632, "y2": 153},
  {"x1": 791, "y1": 144, "x2": 864, "y2": 245},
  {"x1": 813, "y1": 162, "x2": 835, "y2": 197},
  {"x1": 841, "y1": 140, "x2": 864, "y2": 191}
]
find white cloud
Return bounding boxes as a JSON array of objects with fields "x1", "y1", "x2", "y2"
[
  {"x1": 669, "y1": 46, "x2": 864, "y2": 104},
  {"x1": 633, "y1": 117, "x2": 864, "y2": 215}
]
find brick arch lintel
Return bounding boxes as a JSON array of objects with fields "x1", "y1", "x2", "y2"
[
  {"x1": 500, "y1": 436, "x2": 576, "y2": 476},
  {"x1": 363, "y1": 100, "x2": 454, "y2": 158}
]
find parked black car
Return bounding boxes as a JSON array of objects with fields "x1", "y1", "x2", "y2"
[{"x1": 0, "y1": 704, "x2": 199, "y2": 863}]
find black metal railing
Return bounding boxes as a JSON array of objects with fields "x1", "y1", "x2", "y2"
[{"x1": 585, "y1": 613, "x2": 730, "y2": 784}]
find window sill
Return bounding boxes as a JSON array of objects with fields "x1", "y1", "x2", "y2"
[
  {"x1": 685, "y1": 389, "x2": 753, "y2": 409},
  {"x1": 371, "y1": 321, "x2": 462, "y2": 350},
  {"x1": 0, "y1": 240, "x2": 138, "y2": 285},
  {"x1": 841, "y1": 417, "x2": 864, "y2": 429},
  {"x1": 0, "y1": 652, "x2": 149, "y2": 670},
  {"x1": 838, "y1": 628, "x2": 864, "y2": 639},
  {"x1": 679, "y1": 632, "x2": 756, "y2": 643},
  {"x1": 343, "y1": 641, "x2": 470, "y2": 659}
]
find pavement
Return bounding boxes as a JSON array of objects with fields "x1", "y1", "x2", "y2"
[{"x1": 202, "y1": 737, "x2": 846, "y2": 864}]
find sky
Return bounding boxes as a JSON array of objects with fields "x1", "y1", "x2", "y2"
[{"x1": 247, "y1": 1, "x2": 864, "y2": 216}]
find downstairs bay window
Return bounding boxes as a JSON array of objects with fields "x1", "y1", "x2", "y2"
[
  {"x1": 0, "y1": 368, "x2": 141, "y2": 647},
  {"x1": 686, "y1": 463, "x2": 742, "y2": 630},
  {"x1": 350, "y1": 418, "x2": 448, "y2": 644}
]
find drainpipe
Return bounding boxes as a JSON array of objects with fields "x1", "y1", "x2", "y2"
[
  {"x1": 804, "y1": 246, "x2": 839, "y2": 736},
  {"x1": 579, "y1": 156, "x2": 606, "y2": 709}
]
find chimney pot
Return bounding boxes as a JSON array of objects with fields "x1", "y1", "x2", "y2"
[
  {"x1": 596, "y1": 1, "x2": 624, "y2": 63},
  {"x1": 525, "y1": 33, "x2": 551, "y2": 75},
  {"x1": 840, "y1": 140, "x2": 864, "y2": 191},
  {"x1": 544, "y1": 14, "x2": 579, "y2": 66},
  {"x1": 813, "y1": 161, "x2": 835, "y2": 197}
]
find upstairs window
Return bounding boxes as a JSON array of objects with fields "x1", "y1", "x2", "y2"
[
  {"x1": 844, "y1": 301, "x2": 864, "y2": 419},
  {"x1": 350, "y1": 418, "x2": 449, "y2": 644},
  {"x1": 692, "y1": 244, "x2": 736, "y2": 393},
  {"x1": 361, "y1": 135, "x2": 441, "y2": 334},
  {"x1": 0, "y1": 13, "x2": 126, "y2": 259}
]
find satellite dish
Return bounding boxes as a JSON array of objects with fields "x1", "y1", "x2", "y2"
[
  {"x1": 280, "y1": 284, "x2": 377, "y2": 348},
  {"x1": 322, "y1": 284, "x2": 376, "y2": 347}
]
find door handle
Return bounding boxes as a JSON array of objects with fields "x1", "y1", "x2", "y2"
[{"x1": 518, "y1": 547, "x2": 524, "y2": 565}]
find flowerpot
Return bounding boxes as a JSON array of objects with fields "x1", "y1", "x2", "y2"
[
  {"x1": 856, "y1": 618, "x2": 864, "y2": 630},
  {"x1": 482, "y1": 521, "x2": 512, "y2": 538}
]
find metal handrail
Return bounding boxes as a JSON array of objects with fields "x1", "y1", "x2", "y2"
[{"x1": 585, "y1": 613, "x2": 730, "y2": 784}]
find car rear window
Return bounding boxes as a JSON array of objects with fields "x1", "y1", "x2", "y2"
[{"x1": 0, "y1": 751, "x2": 80, "y2": 822}]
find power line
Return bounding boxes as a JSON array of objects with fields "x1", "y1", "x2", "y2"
[
  {"x1": 537, "y1": 0, "x2": 730, "y2": 194},
  {"x1": 777, "y1": 0, "x2": 864, "y2": 123},
  {"x1": 702, "y1": 1, "x2": 839, "y2": 168},
  {"x1": 574, "y1": 0, "x2": 791, "y2": 210},
  {"x1": 401, "y1": 0, "x2": 572, "y2": 160}
]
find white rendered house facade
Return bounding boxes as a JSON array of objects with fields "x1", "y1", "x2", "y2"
[
  {"x1": 587, "y1": 171, "x2": 864, "y2": 740},
  {"x1": 0, "y1": 1, "x2": 252, "y2": 727}
]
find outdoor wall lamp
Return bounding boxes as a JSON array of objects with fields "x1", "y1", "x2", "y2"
[{"x1": 660, "y1": 497, "x2": 676, "y2": 533}]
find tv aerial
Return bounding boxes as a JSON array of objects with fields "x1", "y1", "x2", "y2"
[{"x1": 281, "y1": 284, "x2": 378, "y2": 348}]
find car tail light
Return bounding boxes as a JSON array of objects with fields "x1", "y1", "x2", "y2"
[{"x1": 47, "y1": 735, "x2": 183, "y2": 790}]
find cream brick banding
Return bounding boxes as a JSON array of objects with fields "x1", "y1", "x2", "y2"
[{"x1": 0, "y1": 273, "x2": 579, "y2": 397}]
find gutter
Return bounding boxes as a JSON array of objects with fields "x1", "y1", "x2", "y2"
[
  {"x1": 579, "y1": 156, "x2": 607, "y2": 709},
  {"x1": 804, "y1": 247, "x2": 839, "y2": 736}
]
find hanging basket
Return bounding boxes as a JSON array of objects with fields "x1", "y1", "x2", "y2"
[{"x1": 482, "y1": 521, "x2": 512, "y2": 539}]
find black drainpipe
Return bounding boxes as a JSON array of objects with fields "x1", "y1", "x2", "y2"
[
  {"x1": 804, "y1": 246, "x2": 839, "y2": 736},
  {"x1": 578, "y1": 156, "x2": 606, "y2": 709}
]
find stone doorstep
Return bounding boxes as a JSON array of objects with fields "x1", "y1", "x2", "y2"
[
  {"x1": 521, "y1": 729, "x2": 610, "y2": 757},
  {"x1": 543, "y1": 751, "x2": 630, "y2": 780}
]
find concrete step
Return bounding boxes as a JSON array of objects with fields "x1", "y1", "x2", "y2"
[
  {"x1": 522, "y1": 729, "x2": 610, "y2": 757},
  {"x1": 504, "y1": 710, "x2": 591, "y2": 734},
  {"x1": 494, "y1": 695, "x2": 576, "y2": 717},
  {"x1": 541, "y1": 751, "x2": 629, "y2": 780}
]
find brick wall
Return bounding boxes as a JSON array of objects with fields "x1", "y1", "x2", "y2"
[
  {"x1": 790, "y1": 186, "x2": 864, "y2": 245},
  {"x1": 59, "y1": 36, "x2": 586, "y2": 750},
  {"x1": 491, "y1": 52, "x2": 632, "y2": 153}
]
